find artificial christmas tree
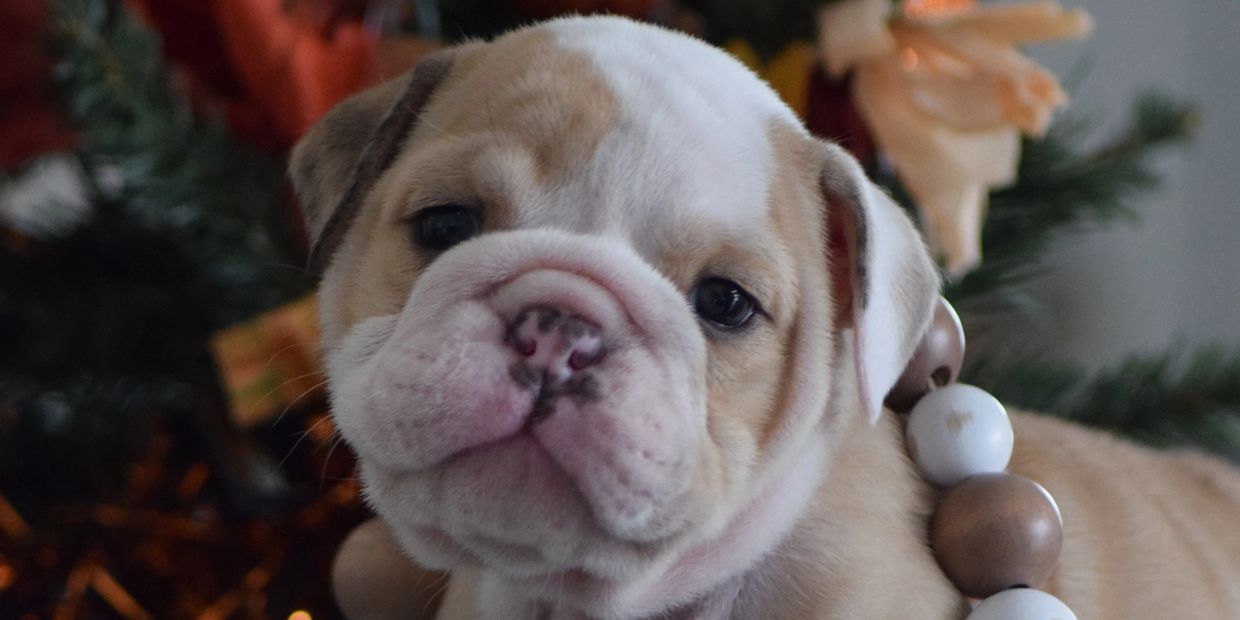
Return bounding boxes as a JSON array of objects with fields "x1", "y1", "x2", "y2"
[{"x1": 0, "y1": 0, "x2": 1234, "y2": 617}]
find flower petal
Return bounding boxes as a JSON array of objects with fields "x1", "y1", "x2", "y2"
[
  {"x1": 945, "y1": 1, "x2": 1093, "y2": 45},
  {"x1": 855, "y1": 61, "x2": 1020, "y2": 272},
  {"x1": 896, "y1": 21, "x2": 1069, "y2": 135},
  {"x1": 818, "y1": 0, "x2": 897, "y2": 77}
]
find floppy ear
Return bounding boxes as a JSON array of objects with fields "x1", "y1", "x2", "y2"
[
  {"x1": 818, "y1": 141, "x2": 940, "y2": 423},
  {"x1": 289, "y1": 48, "x2": 462, "y2": 274}
]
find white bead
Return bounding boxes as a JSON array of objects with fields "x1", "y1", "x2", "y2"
[
  {"x1": 967, "y1": 588, "x2": 1077, "y2": 620},
  {"x1": 906, "y1": 383, "x2": 1013, "y2": 486}
]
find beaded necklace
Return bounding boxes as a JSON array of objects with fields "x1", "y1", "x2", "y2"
[{"x1": 886, "y1": 298, "x2": 1076, "y2": 620}]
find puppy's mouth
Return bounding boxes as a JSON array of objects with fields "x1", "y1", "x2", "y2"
[
  {"x1": 373, "y1": 429, "x2": 666, "y2": 581},
  {"x1": 518, "y1": 372, "x2": 597, "y2": 428}
]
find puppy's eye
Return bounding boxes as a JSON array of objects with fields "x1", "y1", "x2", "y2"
[
  {"x1": 411, "y1": 205, "x2": 480, "y2": 250},
  {"x1": 692, "y1": 278, "x2": 757, "y2": 329}
]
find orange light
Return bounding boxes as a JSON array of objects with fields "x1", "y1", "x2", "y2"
[
  {"x1": 0, "y1": 564, "x2": 14, "y2": 590},
  {"x1": 288, "y1": 611, "x2": 313, "y2": 620},
  {"x1": 904, "y1": 0, "x2": 976, "y2": 19}
]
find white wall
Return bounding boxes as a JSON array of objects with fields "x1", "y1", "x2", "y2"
[{"x1": 1000, "y1": 0, "x2": 1240, "y2": 368}]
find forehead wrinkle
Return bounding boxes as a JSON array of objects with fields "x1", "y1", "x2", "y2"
[
  {"x1": 372, "y1": 135, "x2": 480, "y2": 208},
  {"x1": 634, "y1": 210, "x2": 792, "y2": 323},
  {"x1": 467, "y1": 138, "x2": 547, "y2": 226},
  {"x1": 414, "y1": 27, "x2": 619, "y2": 173},
  {"x1": 366, "y1": 132, "x2": 544, "y2": 243}
]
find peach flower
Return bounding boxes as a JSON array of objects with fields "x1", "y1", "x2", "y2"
[{"x1": 819, "y1": 0, "x2": 1092, "y2": 275}]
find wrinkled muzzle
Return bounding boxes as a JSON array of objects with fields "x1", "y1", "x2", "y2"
[{"x1": 326, "y1": 229, "x2": 710, "y2": 578}]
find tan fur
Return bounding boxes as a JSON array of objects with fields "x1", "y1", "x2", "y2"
[
  {"x1": 427, "y1": 411, "x2": 1240, "y2": 619},
  {"x1": 288, "y1": 77, "x2": 408, "y2": 242},
  {"x1": 301, "y1": 21, "x2": 1240, "y2": 620},
  {"x1": 1012, "y1": 414, "x2": 1240, "y2": 618},
  {"x1": 418, "y1": 30, "x2": 620, "y2": 186},
  {"x1": 318, "y1": 31, "x2": 622, "y2": 342},
  {"x1": 720, "y1": 409, "x2": 1240, "y2": 618}
]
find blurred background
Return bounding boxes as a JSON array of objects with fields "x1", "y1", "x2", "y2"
[
  {"x1": 1018, "y1": 0, "x2": 1240, "y2": 367},
  {"x1": 0, "y1": 0, "x2": 1236, "y2": 618}
]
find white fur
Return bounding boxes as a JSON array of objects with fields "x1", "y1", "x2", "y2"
[
  {"x1": 856, "y1": 171, "x2": 937, "y2": 423},
  {"x1": 328, "y1": 230, "x2": 732, "y2": 614},
  {"x1": 545, "y1": 17, "x2": 803, "y2": 237},
  {"x1": 319, "y1": 17, "x2": 935, "y2": 620},
  {"x1": 471, "y1": 434, "x2": 829, "y2": 619},
  {"x1": 315, "y1": 20, "x2": 1240, "y2": 617}
]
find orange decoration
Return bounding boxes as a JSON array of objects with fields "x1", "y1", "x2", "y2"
[
  {"x1": 903, "y1": 0, "x2": 977, "y2": 19},
  {"x1": 209, "y1": 295, "x2": 324, "y2": 428},
  {"x1": 125, "y1": 0, "x2": 406, "y2": 151},
  {"x1": 0, "y1": 493, "x2": 32, "y2": 541},
  {"x1": 89, "y1": 568, "x2": 156, "y2": 620},
  {"x1": 818, "y1": 0, "x2": 1092, "y2": 274}
]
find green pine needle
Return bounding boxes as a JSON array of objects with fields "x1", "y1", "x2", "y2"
[
  {"x1": 945, "y1": 93, "x2": 1235, "y2": 459},
  {"x1": 45, "y1": 0, "x2": 310, "y2": 327},
  {"x1": 6, "y1": 0, "x2": 1233, "y2": 494},
  {"x1": 965, "y1": 349, "x2": 1240, "y2": 461},
  {"x1": 0, "y1": 0, "x2": 310, "y2": 503},
  {"x1": 946, "y1": 93, "x2": 1199, "y2": 309}
]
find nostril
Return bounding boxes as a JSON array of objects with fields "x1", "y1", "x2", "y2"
[
  {"x1": 507, "y1": 306, "x2": 604, "y2": 379},
  {"x1": 513, "y1": 337, "x2": 537, "y2": 356},
  {"x1": 508, "y1": 310, "x2": 538, "y2": 359},
  {"x1": 568, "y1": 348, "x2": 602, "y2": 370}
]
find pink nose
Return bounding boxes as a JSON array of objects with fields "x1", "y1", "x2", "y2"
[{"x1": 507, "y1": 307, "x2": 604, "y2": 384}]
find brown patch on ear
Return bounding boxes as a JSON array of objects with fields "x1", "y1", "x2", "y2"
[
  {"x1": 289, "y1": 47, "x2": 468, "y2": 275},
  {"x1": 815, "y1": 140, "x2": 940, "y2": 420},
  {"x1": 826, "y1": 194, "x2": 856, "y2": 329},
  {"x1": 289, "y1": 79, "x2": 402, "y2": 245},
  {"x1": 820, "y1": 162, "x2": 870, "y2": 321}
]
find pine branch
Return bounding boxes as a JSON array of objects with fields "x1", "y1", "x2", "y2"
[
  {"x1": 945, "y1": 93, "x2": 1198, "y2": 309},
  {"x1": 0, "y1": 0, "x2": 310, "y2": 502},
  {"x1": 964, "y1": 349, "x2": 1240, "y2": 461},
  {"x1": 0, "y1": 373, "x2": 189, "y2": 503},
  {"x1": 961, "y1": 353, "x2": 1087, "y2": 415},
  {"x1": 45, "y1": 0, "x2": 310, "y2": 328},
  {"x1": 1066, "y1": 348, "x2": 1240, "y2": 458}
]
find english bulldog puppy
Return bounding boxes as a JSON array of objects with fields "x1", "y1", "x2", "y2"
[{"x1": 291, "y1": 16, "x2": 1240, "y2": 619}]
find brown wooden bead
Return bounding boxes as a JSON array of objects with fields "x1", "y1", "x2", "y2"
[
  {"x1": 930, "y1": 473, "x2": 1063, "y2": 599},
  {"x1": 886, "y1": 297, "x2": 965, "y2": 413}
]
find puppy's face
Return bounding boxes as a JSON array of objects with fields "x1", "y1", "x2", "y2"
[{"x1": 293, "y1": 17, "x2": 937, "y2": 614}]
